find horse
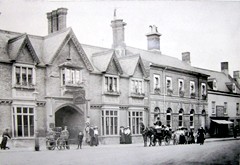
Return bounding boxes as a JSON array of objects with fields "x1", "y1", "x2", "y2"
[
  {"x1": 140, "y1": 123, "x2": 155, "y2": 147},
  {"x1": 140, "y1": 123, "x2": 171, "y2": 147}
]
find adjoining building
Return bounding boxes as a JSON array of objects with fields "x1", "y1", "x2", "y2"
[
  {"x1": 196, "y1": 63, "x2": 240, "y2": 137},
  {"x1": 1, "y1": 8, "x2": 236, "y2": 147}
]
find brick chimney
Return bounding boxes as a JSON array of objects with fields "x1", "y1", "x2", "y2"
[
  {"x1": 182, "y1": 52, "x2": 191, "y2": 64},
  {"x1": 146, "y1": 25, "x2": 161, "y2": 51},
  {"x1": 221, "y1": 62, "x2": 229, "y2": 75},
  {"x1": 111, "y1": 9, "x2": 126, "y2": 57},
  {"x1": 47, "y1": 8, "x2": 68, "y2": 34},
  {"x1": 233, "y1": 71, "x2": 240, "y2": 85}
]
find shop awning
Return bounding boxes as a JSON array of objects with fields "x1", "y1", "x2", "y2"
[{"x1": 212, "y1": 120, "x2": 233, "y2": 124}]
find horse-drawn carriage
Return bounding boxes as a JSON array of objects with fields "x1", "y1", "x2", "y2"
[
  {"x1": 141, "y1": 124, "x2": 172, "y2": 147},
  {"x1": 46, "y1": 127, "x2": 70, "y2": 150}
]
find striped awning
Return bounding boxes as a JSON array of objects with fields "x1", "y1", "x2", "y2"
[{"x1": 212, "y1": 120, "x2": 233, "y2": 124}]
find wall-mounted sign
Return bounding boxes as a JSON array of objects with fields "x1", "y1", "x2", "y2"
[
  {"x1": 73, "y1": 90, "x2": 86, "y2": 104},
  {"x1": 216, "y1": 106, "x2": 224, "y2": 117}
]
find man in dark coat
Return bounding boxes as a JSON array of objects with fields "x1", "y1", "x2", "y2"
[
  {"x1": 1, "y1": 129, "x2": 11, "y2": 150},
  {"x1": 89, "y1": 126, "x2": 95, "y2": 146},
  {"x1": 77, "y1": 131, "x2": 84, "y2": 149},
  {"x1": 198, "y1": 127, "x2": 206, "y2": 145}
]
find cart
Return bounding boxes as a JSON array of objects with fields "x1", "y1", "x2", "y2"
[{"x1": 46, "y1": 127, "x2": 69, "y2": 150}]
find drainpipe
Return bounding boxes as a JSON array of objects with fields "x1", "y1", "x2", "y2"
[{"x1": 163, "y1": 67, "x2": 167, "y2": 119}]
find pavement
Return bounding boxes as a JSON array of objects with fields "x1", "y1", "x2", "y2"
[{"x1": 1, "y1": 136, "x2": 239, "y2": 152}]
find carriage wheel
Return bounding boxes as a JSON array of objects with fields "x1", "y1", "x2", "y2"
[
  {"x1": 56, "y1": 138, "x2": 64, "y2": 150},
  {"x1": 46, "y1": 140, "x2": 55, "y2": 150},
  {"x1": 164, "y1": 136, "x2": 171, "y2": 145}
]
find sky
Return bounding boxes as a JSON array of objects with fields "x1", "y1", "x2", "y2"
[{"x1": 0, "y1": 0, "x2": 239, "y2": 76}]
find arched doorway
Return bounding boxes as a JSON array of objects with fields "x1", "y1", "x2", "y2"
[{"x1": 55, "y1": 104, "x2": 85, "y2": 144}]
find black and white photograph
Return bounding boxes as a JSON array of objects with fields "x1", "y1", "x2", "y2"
[{"x1": 0, "y1": 0, "x2": 240, "y2": 164}]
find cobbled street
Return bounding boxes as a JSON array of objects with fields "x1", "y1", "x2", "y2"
[{"x1": 0, "y1": 139, "x2": 239, "y2": 165}]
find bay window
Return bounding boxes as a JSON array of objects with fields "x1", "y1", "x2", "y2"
[
  {"x1": 128, "y1": 111, "x2": 143, "y2": 135},
  {"x1": 12, "y1": 106, "x2": 35, "y2": 137},
  {"x1": 62, "y1": 68, "x2": 82, "y2": 86},
  {"x1": 101, "y1": 110, "x2": 118, "y2": 135}
]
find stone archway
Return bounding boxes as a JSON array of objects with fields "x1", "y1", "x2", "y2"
[{"x1": 55, "y1": 104, "x2": 85, "y2": 144}]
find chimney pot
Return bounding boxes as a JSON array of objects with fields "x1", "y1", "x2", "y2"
[
  {"x1": 47, "y1": 8, "x2": 68, "y2": 34},
  {"x1": 233, "y1": 70, "x2": 240, "y2": 85},
  {"x1": 146, "y1": 25, "x2": 161, "y2": 51},
  {"x1": 182, "y1": 52, "x2": 191, "y2": 64},
  {"x1": 221, "y1": 62, "x2": 229, "y2": 75}
]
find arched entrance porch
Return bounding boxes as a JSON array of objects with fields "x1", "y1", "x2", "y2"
[{"x1": 55, "y1": 104, "x2": 85, "y2": 144}]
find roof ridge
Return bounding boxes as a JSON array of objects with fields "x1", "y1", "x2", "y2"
[
  {"x1": 194, "y1": 66, "x2": 223, "y2": 74},
  {"x1": 8, "y1": 33, "x2": 27, "y2": 43},
  {"x1": 43, "y1": 27, "x2": 72, "y2": 39},
  {"x1": 92, "y1": 49, "x2": 114, "y2": 57}
]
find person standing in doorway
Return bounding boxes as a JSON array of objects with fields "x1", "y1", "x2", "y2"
[
  {"x1": 1, "y1": 129, "x2": 11, "y2": 150},
  {"x1": 77, "y1": 131, "x2": 84, "y2": 149}
]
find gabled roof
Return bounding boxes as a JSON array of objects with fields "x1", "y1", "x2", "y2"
[
  {"x1": 92, "y1": 50, "x2": 123, "y2": 74},
  {"x1": 195, "y1": 67, "x2": 240, "y2": 93},
  {"x1": 44, "y1": 27, "x2": 94, "y2": 71},
  {"x1": 119, "y1": 54, "x2": 147, "y2": 78},
  {"x1": 7, "y1": 33, "x2": 40, "y2": 63}
]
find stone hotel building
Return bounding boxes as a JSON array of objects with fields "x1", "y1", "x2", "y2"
[{"x1": 0, "y1": 8, "x2": 239, "y2": 146}]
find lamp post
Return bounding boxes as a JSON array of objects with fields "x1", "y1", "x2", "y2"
[{"x1": 33, "y1": 90, "x2": 39, "y2": 151}]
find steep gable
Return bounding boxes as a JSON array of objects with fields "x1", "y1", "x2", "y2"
[
  {"x1": 106, "y1": 53, "x2": 123, "y2": 75},
  {"x1": 119, "y1": 55, "x2": 147, "y2": 78},
  {"x1": 8, "y1": 34, "x2": 40, "y2": 64},
  {"x1": 133, "y1": 63, "x2": 144, "y2": 78},
  {"x1": 92, "y1": 50, "x2": 123, "y2": 75},
  {"x1": 16, "y1": 46, "x2": 34, "y2": 63},
  {"x1": 45, "y1": 28, "x2": 93, "y2": 71}
]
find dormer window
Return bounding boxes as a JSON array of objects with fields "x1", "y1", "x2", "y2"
[
  {"x1": 61, "y1": 68, "x2": 82, "y2": 86},
  {"x1": 232, "y1": 83, "x2": 237, "y2": 93},
  {"x1": 213, "y1": 80, "x2": 217, "y2": 90}
]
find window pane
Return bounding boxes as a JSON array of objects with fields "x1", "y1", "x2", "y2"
[
  {"x1": 17, "y1": 107, "x2": 21, "y2": 113},
  {"x1": 23, "y1": 107, "x2": 28, "y2": 113},
  {"x1": 29, "y1": 108, "x2": 34, "y2": 114},
  {"x1": 17, "y1": 115, "x2": 22, "y2": 137},
  {"x1": 30, "y1": 116, "x2": 34, "y2": 136},
  {"x1": 114, "y1": 117, "x2": 118, "y2": 135},
  {"x1": 24, "y1": 115, "x2": 28, "y2": 136}
]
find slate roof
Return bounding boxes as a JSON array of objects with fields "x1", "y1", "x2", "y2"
[
  {"x1": 0, "y1": 28, "x2": 94, "y2": 71},
  {"x1": 125, "y1": 46, "x2": 207, "y2": 76},
  {"x1": 92, "y1": 50, "x2": 114, "y2": 72},
  {"x1": 43, "y1": 28, "x2": 71, "y2": 64},
  {"x1": 119, "y1": 54, "x2": 147, "y2": 77},
  {"x1": 195, "y1": 67, "x2": 240, "y2": 93}
]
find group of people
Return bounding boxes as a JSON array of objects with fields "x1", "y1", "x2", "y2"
[
  {"x1": 173, "y1": 127, "x2": 206, "y2": 145},
  {"x1": 85, "y1": 125, "x2": 99, "y2": 147},
  {"x1": 119, "y1": 126, "x2": 132, "y2": 144}
]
